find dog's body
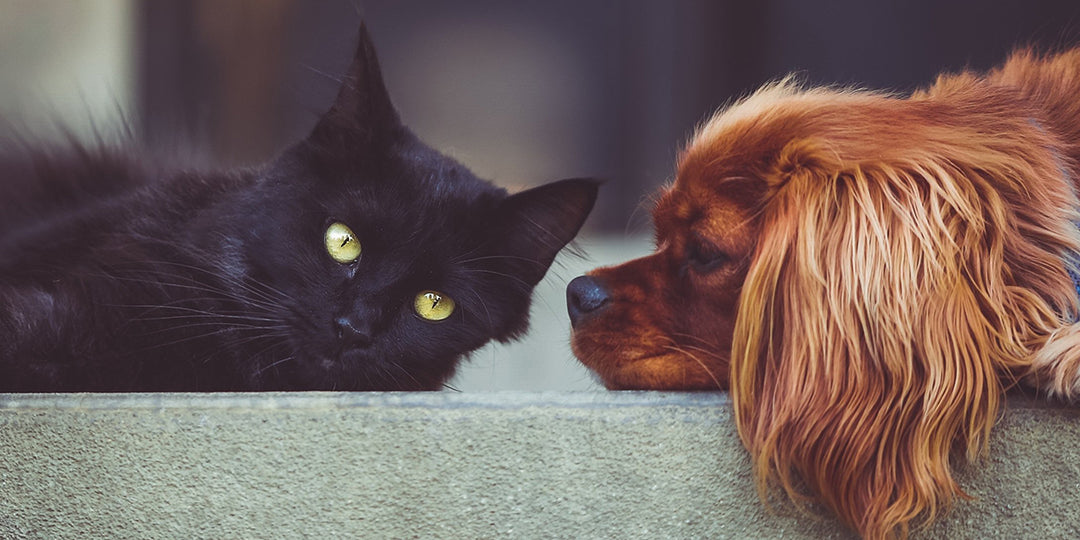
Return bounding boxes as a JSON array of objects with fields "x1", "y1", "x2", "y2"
[{"x1": 568, "y1": 49, "x2": 1080, "y2": 539}]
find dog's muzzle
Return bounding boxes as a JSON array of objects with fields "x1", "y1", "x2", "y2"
[{"x1": 567, "y1": 275, "x2": 611, "y2": 328}]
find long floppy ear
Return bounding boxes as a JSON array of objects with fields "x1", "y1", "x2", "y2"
[{"x1": 729, "y1": 137, "x2": 1080, "y2": 539}]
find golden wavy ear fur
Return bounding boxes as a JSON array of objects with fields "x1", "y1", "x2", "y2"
[{"x1": 726, "y1": 57, "x2": 1080, "y2": 539}]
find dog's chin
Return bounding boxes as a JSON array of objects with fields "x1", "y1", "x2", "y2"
[{"x1": 572, "y1": 336, "x2": 727, "y2": 390}]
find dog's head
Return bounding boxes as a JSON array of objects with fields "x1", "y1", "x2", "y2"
[{"x1": 570, "y1": 76, "x2": 1080, "y2": 538}]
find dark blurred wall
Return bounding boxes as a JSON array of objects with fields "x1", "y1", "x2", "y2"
[{"x1": 139, "y1": 0, "x2": 1080, "y2": 233}]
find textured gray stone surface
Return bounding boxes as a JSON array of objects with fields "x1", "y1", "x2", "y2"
[{"x1": 0, "y1": 391, "x2": 1077, "y2": 539}]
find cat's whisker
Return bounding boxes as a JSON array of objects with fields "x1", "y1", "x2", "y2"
[
  {"x1": 282, "y1": 304, "x2": 319, "y2": 332},
  {"x1": 448, "y1": 244, "x2": 486, "y2": 264},
  {"x1": 521, "y1": 215, "x2": 564, "y2": 252},
  {"x1": 462, "y1": 286, "x2": 495, "y2": 334},
  {"x1": 136, "y1": 314, "x2": 285, "y2": 326},
  {"x1": 253, "y1": 355, "x2": 295, "y2": 377},
  {"x1": 94, "y1": 270, "x2": 278, "y2": 312},
  {"x1": 137, "y1": 322, "x2": 290, "y2": 339},
  {"x1": 382, "y1": 359, "x2": 422, "y2": 390},
  {"x1": 458, "y1": 268, "x2": 532, "y2": 290},
  {"x1": 303, "y1": 64, "x2": 346, "y2": 85},
  {"x1": 93, "y1": 237, "x2": 295, "y2": 309},
  {"x1": 141, "y1": 258, "x2": 293, "y2": 309},
  {"x1": 145, "y1": 332, "x2": 289, "y2": 362},
  {"x1": 118, "y1": 275, "x2": 285, "y2": 320},
  {"x1": 124, "y1": 307, "x2": 276, "y2": 323},
  {"x1": 190, "y1": 332, "x2": 275, "y2": 367},
  {"x1": 183, "y1": 251, "x2": 295, "y2": 303},
  {"x1": 113, "y1": 302, "x2": 283, "y2": 322},
  {"x1": 455, "y1": 254, "x2": 546, "y2": 266},
  {"x1": 225, "y1": 333, "x2": 290, "y2": 354},
  {"x1": 113, "y1": 304, "x2": 284, "y2": 336},
  {"x1": 125, "y1": 328, "x2": 247, "y2": 354}
]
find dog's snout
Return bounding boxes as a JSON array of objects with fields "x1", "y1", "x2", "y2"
[{"x1": 567, "y1": 275, "x2": 611, "y2": 327}]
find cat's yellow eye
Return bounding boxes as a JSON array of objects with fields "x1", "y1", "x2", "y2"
[
  {"x1": 414, "y1": 290, "x2": 455, "y2": 321},
  {"x1": 324, "y1": 221, "x2": 362, "y2": 263}
]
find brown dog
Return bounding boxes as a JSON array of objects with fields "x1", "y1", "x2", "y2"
[{"x1": 568, "y1": 49, "x2": 1080, "y2": 539}]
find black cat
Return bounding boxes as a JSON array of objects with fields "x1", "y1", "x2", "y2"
[{"x1": 0, "y1": 25, "x2": 597, "y2": 392}]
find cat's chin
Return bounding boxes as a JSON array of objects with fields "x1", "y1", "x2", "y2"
[
  {"x1": 287, "y1": 350, "x2": 384, "y2": 390},
  {"x1": 336, "y1": 347, "x2": 373, "y2": 366},
  {"x1": 292, "y1": 348, "x2": 359, "y2": 377},
  {"x1": 332, "y1": 348, "x2": 395, "y2": 380}
]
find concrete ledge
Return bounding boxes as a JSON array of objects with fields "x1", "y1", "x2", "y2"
[{"x1": 1, "y1": 392, "x2": 1077, "y2": 539}]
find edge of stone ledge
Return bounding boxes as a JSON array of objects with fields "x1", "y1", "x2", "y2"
[
  {"x1": 0, "y1": 389, "x2": 1069, "y2": 414},
  {"x1": 0, "y1": 390, "x2": 733, "y2": 410}
]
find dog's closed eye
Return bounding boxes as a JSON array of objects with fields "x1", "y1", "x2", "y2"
[{"x1": 685, "y1": 235, "x2": 730, "y2": 274}]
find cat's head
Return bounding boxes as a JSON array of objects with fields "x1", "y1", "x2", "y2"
[{"x1": 220, "y1": 25, "x2": 597, "y2": 390}]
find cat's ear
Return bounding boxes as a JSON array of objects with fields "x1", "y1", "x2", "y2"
[
  {"x1": 309, "y1": 23, "x2": 400, "y2": 144},
  {"x1": 492, "y1": 178, "x2": 600, "y2": 287}
]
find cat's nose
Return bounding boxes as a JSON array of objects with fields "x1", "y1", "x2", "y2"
[
  {"x1": 334, "y1": 316, "x2": 374, "y2": 348},
  {"x1": 567, "y1": 275, "x2": 610, "y2": 328}
]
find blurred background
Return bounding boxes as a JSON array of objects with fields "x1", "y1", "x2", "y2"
[{"x1": 2, "y1": 0, "x2": 1080, "y2": 390}]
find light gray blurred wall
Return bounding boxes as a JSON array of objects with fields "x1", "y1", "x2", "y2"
[{"x1": 0, "y1": 1, "x2": 134, "y2": 137}]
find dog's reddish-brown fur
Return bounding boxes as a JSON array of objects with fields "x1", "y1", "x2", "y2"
[{"x1": 571, "y1": 49, "x2": 1080, "y2": 539}]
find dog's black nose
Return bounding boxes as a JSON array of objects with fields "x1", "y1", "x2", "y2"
[{"x1": 567, "y1": 275, "x2": 611, "y2": 328}]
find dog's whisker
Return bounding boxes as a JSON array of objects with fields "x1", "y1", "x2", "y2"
[
  {"x1": 670, "y1": 331, "x2": 723, "y2": 350},
  {"x1": 660, "y1": 344, "x2": 724, "y2": 390}
]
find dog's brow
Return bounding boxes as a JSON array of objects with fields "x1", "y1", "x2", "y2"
[
  {"x1": 652, "y1": 190, "x2": 696, "y2": 244},
  {"x1": 658, "y1": 189, "x2": 697, "y2": 221},
  {"x1": 653, "y1": 188, "x2": 676, "y2": 212},
  {"x1": 691, "y1": 231, "x2": 718, "y2": 250}
]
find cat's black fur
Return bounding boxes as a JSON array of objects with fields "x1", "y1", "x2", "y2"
[{"x1": 0, "y1": 25, "x2": 597, "y2": 392}]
